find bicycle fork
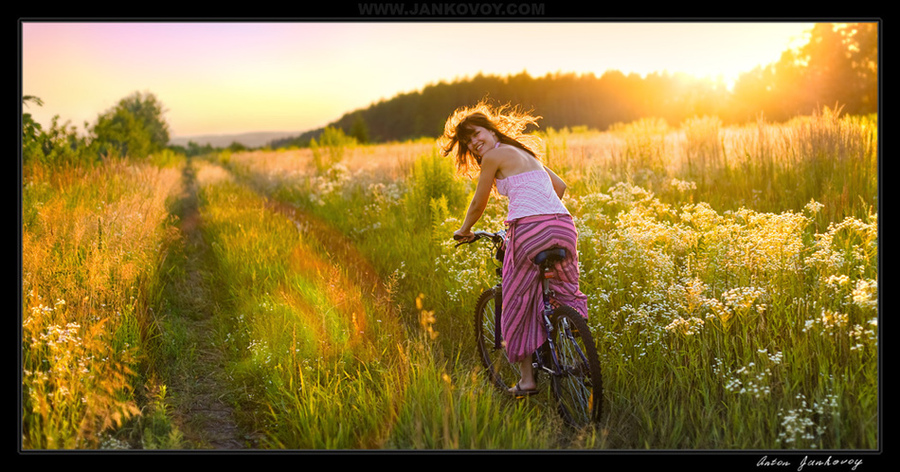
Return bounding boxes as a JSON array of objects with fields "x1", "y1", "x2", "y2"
[{"x1": 492, "y1": 283, "x2": 503, "y2": 350}]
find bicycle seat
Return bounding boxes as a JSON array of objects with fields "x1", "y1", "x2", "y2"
[{"x1": 533, "y1": 247, "x2": 567, "y2": 267}]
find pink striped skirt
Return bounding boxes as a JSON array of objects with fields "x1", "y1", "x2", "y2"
[{"x1": 501, "y1": 213, "x2": 588, "y2": 362}]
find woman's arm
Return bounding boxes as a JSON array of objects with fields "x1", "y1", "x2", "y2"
[
  {"x1": 455, "y1": 153, "x2": 501, "y2": 240},
  {"x1": 544, "y1": 165, "x2": 567, "y2": 199}
]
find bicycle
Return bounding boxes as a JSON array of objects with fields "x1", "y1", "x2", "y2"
[{"x1": 454, "y1": 230, "x2": 603, "y2": 428}]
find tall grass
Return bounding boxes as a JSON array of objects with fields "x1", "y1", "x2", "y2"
[
  {"x1": 597, "y1": 107, "x2": 877, "y2": 224},
  {"x1": 21, "y1": 158, "x2": 182, "y2": 448},
  {"x1": 223, "y1": 106, "x2": 876, "y2": 449}
]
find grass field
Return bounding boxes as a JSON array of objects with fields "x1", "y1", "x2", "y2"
[{"x1": 21, "y1": 108, "x2": 878, "y2": 451}]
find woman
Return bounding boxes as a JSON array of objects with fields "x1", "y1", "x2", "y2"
[{"x1": 439, "y1": 102, "x2": 588, "y2": 396}]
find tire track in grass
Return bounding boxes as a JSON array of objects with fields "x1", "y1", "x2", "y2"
[
  {"x1": 236, "y1": 175, "x2": 409, "y2": 447},
  {"x1": 269, "y1": 200, "x2": 399, "y2": 335},
  {"x1": 231, "y1": 164, "x2": 405, "y2": 359},
  {"x1": 277, "y1": 241, "x2": 373, "y2": 360},
  {"x1": 264, "y1": 198, "x2": 408, "y2": 368}
]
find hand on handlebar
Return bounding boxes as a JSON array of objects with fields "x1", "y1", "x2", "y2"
[
  {"x1": 453, "y1": 229, "x2": 506, "y2": 248},
  {"x1": 453, "y1": 229, "x2": 475, "y2": 243}
]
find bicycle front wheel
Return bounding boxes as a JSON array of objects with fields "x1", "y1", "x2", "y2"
[
  {"x1": 474, "y1": 287, "x2": 519, "y2": 392},
  {"x1": 549, "y1": 305, "x2": 603, "y2": 428}
]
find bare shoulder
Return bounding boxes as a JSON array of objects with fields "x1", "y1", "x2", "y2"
[
  {"x1": 480, "y1": 145, "x2": 513, "y2": 167},
  {"x1": 485, "y1": 144, "x2": 535, "y2": 166},
  {"x1": 482, "y1": 144, "x2": 517, "y2": 159}
]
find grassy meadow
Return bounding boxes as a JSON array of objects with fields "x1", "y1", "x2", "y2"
[{"x1": 20, "y1": 107, "x2": 878, "y2": 451}]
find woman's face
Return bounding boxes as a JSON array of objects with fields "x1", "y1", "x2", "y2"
[{"x1": 464, "y1": 125, "x2": 497, "y2": 158}]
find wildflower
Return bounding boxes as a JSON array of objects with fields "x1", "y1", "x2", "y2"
[
  {"x1": 419, "y1": 310, "x2": 438, "y2": 339},
  {"x1": 804, "y1": 199, "x2": 825, "y2": 214},
  {"x1": 722, "y1": 286, "x2": 767, "y2": 313},
  {"x1": 704, "y1": 298, "x2": 732, "y2": 325},
  {"x1": 415, "y1": 293, "x2": 425, "y2": 311},
  {"x1": 664, "y1": 316, "x2": 704, "y2": 336},
  {"x1": 823, "y1": 274, "x2": 850, "y2": 288},
  {"x1": 669, "y1": 178, "x2": 697, "y2": 193},
  {"x1": 851, "y1": 279, "x2": 877, "y2": 310},
  {"x1": 803, "y1": 309, "x2": 848, "y2": 335},
  {"x1": 849, "y1": 318, "x2": 878, "y2": 351},
  {"x1": 668, "y1": 278, "x2": 707, "y2": 315},
  {"x1": 416, "y1": 293, "x2": 439, "y2": 340},
  {"x1": 777, "y1": 391, "x2": 839, "y2": 448}
]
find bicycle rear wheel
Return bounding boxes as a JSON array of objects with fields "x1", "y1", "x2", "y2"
[
  {"x1": 549, "y1": 305, "x2": 602, "y2": 428},
  {"x1": 474, "y1": 287, "x2": 519, "y2": 392}
]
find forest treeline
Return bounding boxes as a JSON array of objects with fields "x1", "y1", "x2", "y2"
[{"x1": 274, "y1": 22, "x2": 878, "y2": 148}]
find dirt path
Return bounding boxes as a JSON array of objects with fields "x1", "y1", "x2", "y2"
[
  {"x1": 166, "y1": 159, "x2": 258, "y2": 449},
  {"x1": 163, "y1": 160, "x2": 400, "y2": 449}
]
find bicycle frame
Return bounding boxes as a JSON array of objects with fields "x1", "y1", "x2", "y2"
[
  {"x1": 536, "y1": 259, "x2": 567, "y2": 379},
  {"x1": 457, "y1": 231, "x2": 572, "y2": 378}
]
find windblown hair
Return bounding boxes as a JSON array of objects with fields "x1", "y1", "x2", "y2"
[{"x1": 438, "y1": 100, "x2": 544, "y2": 179}]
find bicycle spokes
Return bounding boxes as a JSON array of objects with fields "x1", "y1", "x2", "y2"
[
  {"x1": 474, "y1": 288, "x2": 519, "y2": 392},
  {"x1": 549, "y1": 306, "x2": 602, "y2": 428}
]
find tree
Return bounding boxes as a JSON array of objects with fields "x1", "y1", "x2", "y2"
[
  {"x1": 349, "y1": 115, "x2": 369, "y2": 144},
  {"x1": 22, "y1": 96, "x2": 45, "y2": 162},
  {"x1": 92, "y1": 91, "x2": 170, "y2": 159},
  {"x1": 794, "y1": 24, "x2": 856, "y2": 113},
  {"x1": 22, "y1": 95, "x2": 95, "y2": 167},
  {"x1": 842, "y1": 22, "x2": 878, "y2": 113},
  {"x1": 730, "y1": 22, "x2": 878, "y2": 120}
]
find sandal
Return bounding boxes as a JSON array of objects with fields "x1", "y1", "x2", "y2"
[{"x1": 508, "y1": 381, "x2": 538, "y2": 397}]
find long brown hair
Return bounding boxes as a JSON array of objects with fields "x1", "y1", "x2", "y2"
[{"x1": 438, "y1": 100, "x2": 544, "y2": 179}]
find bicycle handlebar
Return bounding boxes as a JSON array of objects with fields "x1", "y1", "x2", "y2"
[{"x1": 453, "y1": 230, "x2": 506, "y2": 247}]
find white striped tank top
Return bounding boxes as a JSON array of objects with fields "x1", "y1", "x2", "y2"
[{"x1": 496, "y1": 169, "x2": 570, "y2": 222}]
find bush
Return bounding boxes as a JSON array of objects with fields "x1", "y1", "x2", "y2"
[
  {"x1": 403, "y1": 150, "x2": 468, "y2": 223},
  {"x1": 310, "y1": 126, "x2": 356, "y2": 173}
]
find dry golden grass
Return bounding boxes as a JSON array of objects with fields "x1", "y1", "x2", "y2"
[{"x1": 22, "y1": 160, "x2": 181, "y2": 448}]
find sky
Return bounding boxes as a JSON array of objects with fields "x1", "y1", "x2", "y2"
[{"x1": 21, "y1": 21, "x2": 817, "y2": 139}]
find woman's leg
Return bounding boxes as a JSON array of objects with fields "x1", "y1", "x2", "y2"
[
  {"x1": 519, "y1": 358, "x2": 535, "y2": 388},
  {"x1": 509, "y1": 357, "x2": 536, "y2": 393}
]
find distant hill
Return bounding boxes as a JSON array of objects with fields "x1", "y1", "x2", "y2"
[
  {"x1": 272, "y1": 70, "x2": 738, "y2": 149},
  {"x1": 273, "y1": 71, "x2": 735, "y2": 148},
  {"x1": 170, "y1": 131, "x2": 299, "y2": 149}
]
